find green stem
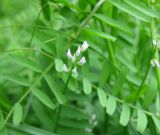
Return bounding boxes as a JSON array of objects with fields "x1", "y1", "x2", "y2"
[
  {"x1": 28, "y1": 2, "x2": 49, "y2": 48},
  {"x1": 99, "y1": 5, "x2": 118, "y2": 77},
  {"x1": 0, "y1": 48, "x2": 55, "y2": 60},
  {"x1": 91, "y1": 84, "x2": 157, "y2": 117},
  {"x1": 54, "y1": 65, "x2": 74, "y2": 132},
  {"x1": 138, "y1": 48, "x2": 156, "y2": 96},
  {"x1": 73, "y1": 0, "x2": 105, "y2": 40},
  {"x1": 1, "y1": 62, "x2": 54, "y2": 129},
  {"x1": 133, "y1": 19, "x2": 157, "y2": 101},
  {"x1": 148, "y1": 116, "x2": 157, "y2": 135},
  {"x1": 89, "y1": 46, "x2": 139, "y2": 87}
]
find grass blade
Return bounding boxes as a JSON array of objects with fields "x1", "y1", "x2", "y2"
[{"x1": 108, "y1": 0, "x2": 151, "y2": 22}]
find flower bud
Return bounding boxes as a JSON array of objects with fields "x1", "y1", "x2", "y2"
[
  {"x1": 63, "y1": 64, "x2": 69, "y2": 72},
  {"x1": 72, "y1": 67, "x2": 77, "y2": 74},
  {"x1": 75, "y1": 46, "x2": 81, "y2": 56},
  {"x1": 71, "y1": 54, "x2": 76, "y2": 62},
  {"x1": 67, "y1": 49, "x2": 73, "y2": 59},
  {"x1": 150, "y1": 59, "x2": 160, "y2": 68},
  {"x1": 153, "y1": 39, "x2": 160, "y2": 49},
  {"x1": 80, "y1": 41, "x2": 89, "y2": 52},
  {"x1": 79, "y1": 56, "x2": 86, "y2": 65},
  {"x1": 85, "y1": 128, "x2": 92, "y2": 133}
]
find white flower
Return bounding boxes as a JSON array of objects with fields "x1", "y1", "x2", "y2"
[
  {"x1": 85, "y1": 128, "x2": 92, "y2": 133},
  {"x1": 91, "y1": 114, "x2": 96, "y2": 121},
  {"x1": 67, "y1": 49, "x2": 73, "y2": 59},
  {"x1": 150, "y1": 59, "x2": 160, "y2": 68},
  {"x1": 71, "y1": 54, "x2": 76, "y2": 62},
  {"x1": 93, "y1": 121, "x2": 98, "y2": 126},
  {"x1": 79, "y1": 56, "x2": 86, "y2": 65},
  {"x1": 80, "y1": 41, "x2": 89, "y2": 52},
  {"x1": 75, "y1": 46, "x2": 81, "y2": 56},
  {"x1": 63, "y1": 64, "x2": 68, "y2": 72},
  {"x1": 72, "y1": 67, "x2": 77, "y2": 74},
  {"x1": 153, "y1": 39, "x2": 160, "y2": 49},
  {"x1": 153, "y1": 39, "x2": 157, "y2": 46}
]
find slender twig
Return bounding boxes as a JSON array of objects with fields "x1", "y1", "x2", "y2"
[
  {"x1": 74, "y1": 0, "x2": 105, "y2": 38},
  {"x1": 1, "y1": 62, "x2": 54, "y2": 129},
  {"x1": 134, "y1": 47, "x2": 156, "y2": 101},
  {"x1": 0, "y1": 48, "x2": 54, "y2": 60},
  {"x1": 71, "y1": 0, "x2": 105, "y2": 42},
  {"x1": 150, "y1": 20, "x2": 160, "y2": 94},
  {"x1": 28, "y1": 3, "x2": 56, "y2": 48},
  {"x1": 54, "y1": 65, "x2": 74, "y2": 132}
]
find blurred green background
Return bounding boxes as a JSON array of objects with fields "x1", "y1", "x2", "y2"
[{"x1": 0, "y1": 0, "x2": 160, "y2": 135}]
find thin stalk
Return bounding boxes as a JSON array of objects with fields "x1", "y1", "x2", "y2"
[
  {"x1": 148, "y1": 116, "x2": 157, "y2": 135},
  {"x1": 99, "y1": 5, "x2": 118, "y2": 134},
  {"x1": 0, "y1": 48, "x2": 55, "y2": 60},
  {"x1": 74, "y1": 0, "x2": 105, "y2": 39},
  {"x1": 54, "y1": 65, "x2": 74, "y2": 132},
  {"x1": 133, "y1": 19, "x2": 158, "y2": 102},
  {"x1": 98, "y1": 5, "x2": 118, "y2": 77},
  {"x1": 150, "y1": 21, "x2": 160, "y2": 94},
  {"x1": 28, "y1": 3, "x2": 50, "y2": 48},
  {"x1": 89, "y1": 46, "x2": 139, "y2": 87},
  {"x1": 148, "y1": 2, "x2": 159, "y2": 134}
]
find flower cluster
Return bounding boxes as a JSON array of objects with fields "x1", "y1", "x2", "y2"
[
  {"x1": 63, "y1": 41, "x2": 89, "y2": 77},
  {"x1": 150, "y1": 59, "x2": 160, "y2": 68},
  {"x1": 85, "y1": 113, "x2": 97, "y2": 133},
  {"x1": 151, "y1": 39, "x2": 160, "y2": 68},
  {"x1": 153, "y1": 39, "x2": 160, "y2": 49}
]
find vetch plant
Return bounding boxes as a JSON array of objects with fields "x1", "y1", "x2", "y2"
[
  {"x1": 54, "y1": 41, "x2": 89, "y2": 132},
  {"x1": 1, "y1": 0, "x2": 160, "y2": 135}
]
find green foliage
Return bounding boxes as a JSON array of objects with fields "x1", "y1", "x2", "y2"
[
  {"x1": 55, "y1": 58, "x2": 64, "y2": 72},
  {"x1": 119, "y1": 104, "x2": 130, "y2": 126},
  {"x1": 0, "y1": 0, "x2": 160, "y2": 135},
  {"x1": 12, "y1": 103, "x2": 23, "y2": 126},
  {"x1": 137, "y1": 109, "x2": 148, "y2": 133},
  {"x1": 83, "y1": 78, "x2": 92, "y2": 94},
  {"x1": 9, "y1": 54, "x2": 42, "y2": 72},
  {"x1": 106, "y1": 96, "x2": 117, "y2": 115},
  {"x1": 44, "y1": 75, "x2": 66, "y2": 104},
  {"x1": 0, "y1": 73, "x2": 30, "y2": 86},
  {"x1": 32, "y1": 88, "x2": 56, "y2": 110},
  {"x1": 97, "y1": 88, "x2": 107, "y2": 108}
]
